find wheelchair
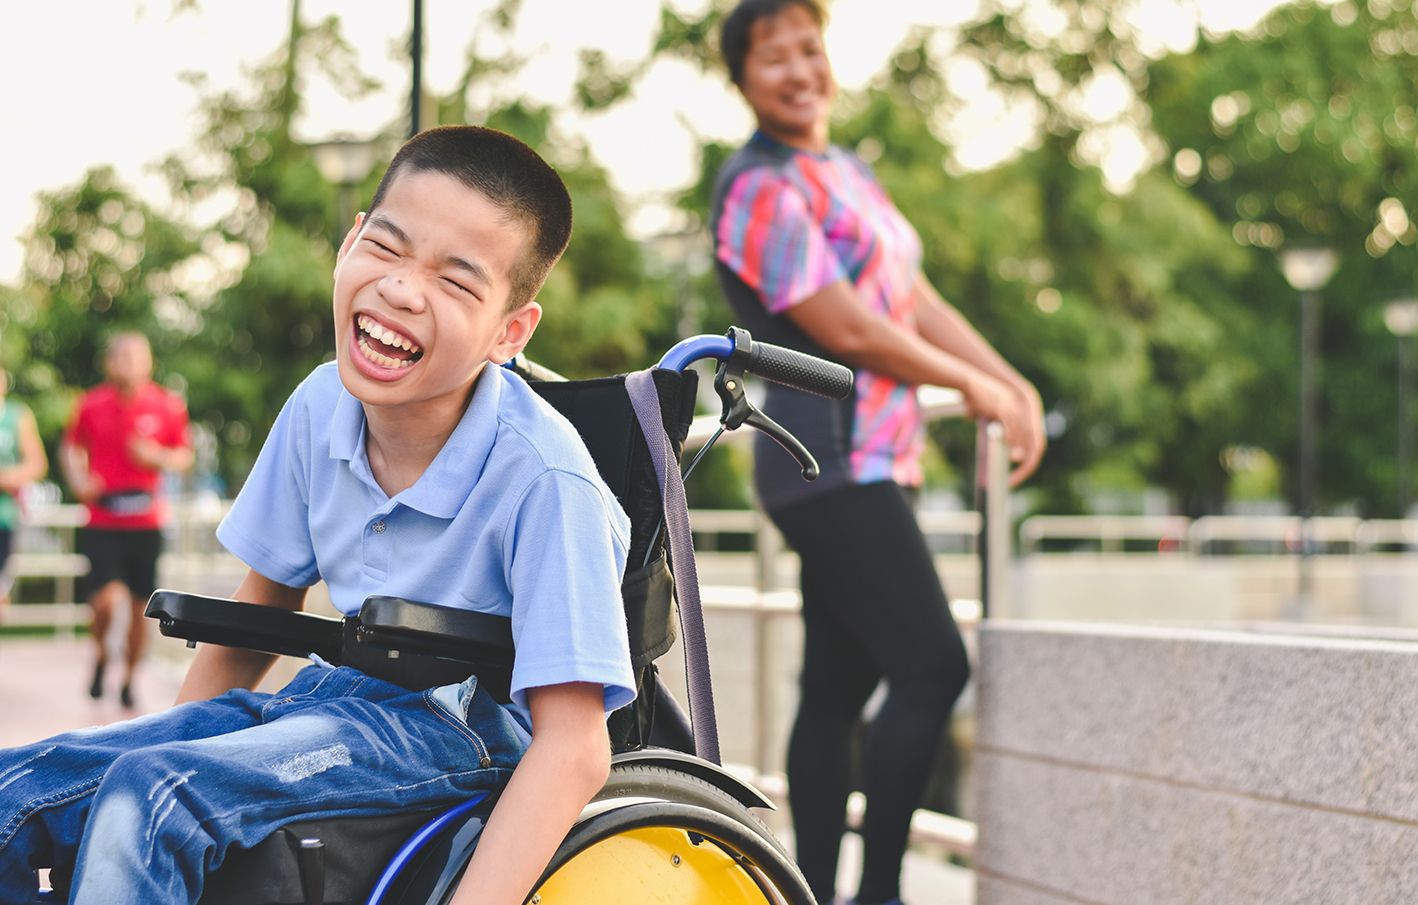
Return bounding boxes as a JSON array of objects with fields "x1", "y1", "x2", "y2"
[{"x1": 37, "y1": 328, "x2": 852, "y2": 905}]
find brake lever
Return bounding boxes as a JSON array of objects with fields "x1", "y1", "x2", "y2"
[
  {"x1": 713, "y1": 340, "x2": 821, "y2": 481},
  {"x1": 745, "y1": 407, "x2": 819, "y2": 481}
]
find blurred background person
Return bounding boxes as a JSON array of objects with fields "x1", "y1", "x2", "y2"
[
  {"x1": 710, "y1": 2, "x2": 1046, "y2": 903},
  {"x1": 61, "y1": 332, "x2": 192, "y2": 708},
  {"x1": 0, "y1": 368, "x2": 48, "y2": 620}
]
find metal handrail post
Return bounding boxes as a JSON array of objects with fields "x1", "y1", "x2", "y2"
[{"x1": 980, "y1": 421, "x2": 1011, "y2": 619}]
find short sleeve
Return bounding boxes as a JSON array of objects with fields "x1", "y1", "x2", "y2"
[
  {"x1": 503, "y1": 469, "x2": 635, "y2": 715},
  {"x1": 63, "y1": 396, "x2": 89, "y2": 449},
  {"x1": 216, "y1": 387, "x2": 319, "y2": 588},
  {"x1": 715, "y1": 168, "x2": 846, "y2": 314},
  {"x1": 162, "y1": 392, "x2": 191, "y2": 450}
]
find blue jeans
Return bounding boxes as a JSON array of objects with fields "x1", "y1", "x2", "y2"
[{"x1": 0, "y1": 665, "x2": 526, "y2": 904}]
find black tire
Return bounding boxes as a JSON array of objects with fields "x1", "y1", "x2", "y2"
[
  {"x1": 595, "y1": 763, "x2": 788, "y2": 859},
  {"x1": 536, "y1": 762, "x2": 813, "y2": 904}
]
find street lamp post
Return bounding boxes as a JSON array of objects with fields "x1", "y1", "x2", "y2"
[
  {"x1": 1279, "y1": 245, "x2": 1339, "y2": 614},
  {"x1": 410, "y1": 0, "x2": 424, "y2": 137},
  {"x1": 1384, "y1": 297, "x2": 1418, "y2": 518},
  {"x1": 308, "y1": 137, "x2": 380, "y2": 238}
]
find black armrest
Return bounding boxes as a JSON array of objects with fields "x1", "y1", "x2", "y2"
[
  {"x1": 145, "y1": 590, "x2": 344, "y2": 662},
  {"x1": 354, "y1": 596, "x2": 514, "y2": 667}
]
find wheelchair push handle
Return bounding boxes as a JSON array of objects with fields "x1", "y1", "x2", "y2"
[
  {"x1": 745, "y1": 337, "x2": 853, "y2": 400},
  {"x1": 656, "y1": 327, "x2": 852, "y2": 399}
]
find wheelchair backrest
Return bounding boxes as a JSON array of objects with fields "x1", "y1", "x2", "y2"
[{"x1": 520, "y1": 368, "x2": 699, "y2": 753}]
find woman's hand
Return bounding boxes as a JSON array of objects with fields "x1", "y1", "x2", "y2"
[
  {"x1": 963, "y1": 371, "x2": 1044, "y2": 486},
  {"x1": 1007, "y1": 379, "x2": 1047, "y2": 486}
]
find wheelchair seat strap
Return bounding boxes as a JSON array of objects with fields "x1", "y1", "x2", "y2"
[{"x1": 625, "y1": 368, "x2": 721, "y2": 765}]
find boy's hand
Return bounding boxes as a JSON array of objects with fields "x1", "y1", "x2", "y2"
[
  {"x1": 448, "y1": 683, "x2": 610, "y2": 905},
  {"x1": 175, "y1": 569, "x2": 306, "y2": 703}
]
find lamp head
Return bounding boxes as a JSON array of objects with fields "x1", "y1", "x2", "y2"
[
  {"x1": 1278, "y1": 245, "x2": 1340, "y2": 292},
  {"x1": 309, "y1": 137, "x2": 380, "y2": 188},
  {"x1": 1384, "y1": 298, "x2": 1418, "y2": 338}
]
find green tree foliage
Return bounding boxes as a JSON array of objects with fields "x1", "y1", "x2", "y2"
[
  {"x1": 4, "y1": 0, "x2": 1416, "y2": 517},
  {"x1": 1145, "y1": 0, "x2": 1418, "y2": 513},
  {"x1": 11, "y1": 168, "x2": 207, "y2": 462},
  {"x1": 5, "y1": 1, "x2": 677, "y2": 490}
]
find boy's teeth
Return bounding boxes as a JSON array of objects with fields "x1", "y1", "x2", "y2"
[
  {"x1": 357, "y1": 336, "x2": 415, "y2": 369},
  {"x1": 356, "y1": 315, "x2": 421, "y2": 354}
]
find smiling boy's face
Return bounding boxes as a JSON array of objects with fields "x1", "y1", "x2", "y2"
[{"x1": 331, "y1": 168, "x2": 542, "y2": 414}]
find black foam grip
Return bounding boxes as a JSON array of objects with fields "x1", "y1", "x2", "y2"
[{"x1": 747, "y1": 342, "x2": 854, "y2": 399}]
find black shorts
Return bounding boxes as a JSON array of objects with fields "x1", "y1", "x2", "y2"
[
  {"x1": 77, "y1": 528, "x2": 164, "y2": 602},
  {"x1": 0, "y1": 529, "x2": 11, "y2": 574}
]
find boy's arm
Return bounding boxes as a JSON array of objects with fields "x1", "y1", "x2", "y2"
[
  {"x1": 174, "y1": 568, "x2": 308, "y2": 704},
  {"x1": 448, "y1": 682, "x2": 611, "y2": 905}
]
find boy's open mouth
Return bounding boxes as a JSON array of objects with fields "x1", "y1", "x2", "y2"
[{"x1": 355, "y1": 314, "x2": 424, "y2": 369}]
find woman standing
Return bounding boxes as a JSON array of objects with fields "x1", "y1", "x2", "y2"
[
  {"x1": 0, "y1": 368, "x2": 48, "y2": 617},
  {"x1": 710, "y1": 3, "x2": 1046, "y2": 903}
]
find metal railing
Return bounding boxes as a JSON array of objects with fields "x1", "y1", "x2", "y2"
[{"x1": 1018, "y1": 513, "x2": 1418, "y2": 556}]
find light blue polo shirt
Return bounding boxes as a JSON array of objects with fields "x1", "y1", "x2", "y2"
[{"x1": 216, "y1": 362, "x2": 636, "y2": 734}]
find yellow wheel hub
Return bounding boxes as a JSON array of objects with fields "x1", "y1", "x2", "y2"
[{"x1": 530, "y1": 825, "x2": 773, "y2": 904}]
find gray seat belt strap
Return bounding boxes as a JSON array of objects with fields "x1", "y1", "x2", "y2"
[{"x1": 624, "y1": 369, "x2": 721, "y2": 765}]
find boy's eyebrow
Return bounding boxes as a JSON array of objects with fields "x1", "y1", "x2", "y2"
[
  {"x1": 443, "y1": 253, "x2": 492, "y2": 289},
  {"x1": 365, "y1": 212, "x2": 492, "y2": 289},
  {"x1": 365, "y1": 213, "x2": 411, "y2": 246}
]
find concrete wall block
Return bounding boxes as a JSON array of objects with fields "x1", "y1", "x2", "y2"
[
  {"x1": 976, "y1": 874, "x2": 1090, "y2": 905},
  {"x1": 976, "y1": 623, "x2": 1418, "y2": 822},
  {"x1": 974, "y1": 752, "x2": 1418, "y2": 905}
]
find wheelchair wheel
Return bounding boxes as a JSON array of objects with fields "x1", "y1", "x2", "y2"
[{"x1": 528, "y1": 763, "x2": 813, "y2": 904}]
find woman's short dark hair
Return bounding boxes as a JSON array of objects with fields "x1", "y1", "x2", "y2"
[
  {"x1": 368, "y1": 125, "x2": 573, "y2": 310},
  {"x1": 720, "y1": 0, "x2": 826, "y2": 85}
]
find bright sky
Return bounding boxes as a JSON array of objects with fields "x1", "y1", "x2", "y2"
[{"x1": 0, "y1": 0, "x2": 1287, "y2": 284}]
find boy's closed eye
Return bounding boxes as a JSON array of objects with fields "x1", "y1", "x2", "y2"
[{"x1": 442, "y1": 276, "x2": 476, "y2": 298}]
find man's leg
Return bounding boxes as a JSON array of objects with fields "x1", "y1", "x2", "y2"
[
  {"x1": 77, "y1": 528, "x2": 126, "y2": 700},
  {"x1": 117, "y1": 529, "x2": 163, "y2": 709},
  {"x1": 68, "y1": 668, "x2": 526, "y2": 905},
  {"x1": 0, "y1": 686, "x2": 269, "y2": 902},
  {"x1": 86, "y1": 581, "x2": 128, "y2": 699}
]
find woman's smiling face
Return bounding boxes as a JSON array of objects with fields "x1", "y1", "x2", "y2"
[{"x1": 737, "y1": 3, "x2": 836, "y2": 152}]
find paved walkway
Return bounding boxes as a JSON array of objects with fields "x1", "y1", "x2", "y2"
[
  {"x1": 0, "y1": 638, "x2": 973, "y2": 903},
  {"x1": 0, "y1": 637, "x2": 187, "y2": 748}
]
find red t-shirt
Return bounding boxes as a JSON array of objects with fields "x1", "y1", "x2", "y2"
[{"x1": 64, "y1": 382, "x2": 191, "y2": 530}]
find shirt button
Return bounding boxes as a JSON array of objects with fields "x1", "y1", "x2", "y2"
[{"x1": 371, "y1": 520, "x2": 387, "y2": 534}]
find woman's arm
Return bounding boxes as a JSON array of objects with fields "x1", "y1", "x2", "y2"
[
  {"x1": 783, "y1": 278, "x2": 1035, "y2": 478},
  {"x1": 912, "y1": 274, "x2": 1046, "y2": 483},
  {"x1": 174, "y1": 568, "x2": 307, "y2": 703},
  {"x1": 448, "y1": 682, "x2": 611, "y2": 905},
  {"x1": 0, "y1": 407, "x2": 47, "y2": 492}
]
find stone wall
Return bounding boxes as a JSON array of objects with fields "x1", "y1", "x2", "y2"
[{"x1": 974, "y1": 621, "x2": 1418, "y2": 904}]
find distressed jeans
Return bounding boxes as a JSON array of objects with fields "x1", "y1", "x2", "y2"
[{"x1": 0, "y1": 664, "x2": 525, "y2": 905}]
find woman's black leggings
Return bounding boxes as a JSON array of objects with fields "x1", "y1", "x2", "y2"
[{"x1": 770, "y1": 480, "x2": 970, "y2": 905}]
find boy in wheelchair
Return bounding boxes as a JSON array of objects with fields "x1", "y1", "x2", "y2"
[{"x1": 0, "y1": 126, "x2": 638, "y2": 905}]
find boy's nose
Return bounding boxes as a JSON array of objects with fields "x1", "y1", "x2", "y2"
[{"x1": 378, "y1": 272, "x2": 426, "y2": 312}]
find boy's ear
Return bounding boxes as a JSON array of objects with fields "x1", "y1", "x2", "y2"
[
  {"x1": 488, "y1": 301, "x2": 543, "y2": 365},
  {"x1": 334, "y1": 212, "x2": 366, "y2": 274}
]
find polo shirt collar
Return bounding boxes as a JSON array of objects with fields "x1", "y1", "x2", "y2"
[{"x1": 328, "y1": 365, "x2": 504, "y2": 520}]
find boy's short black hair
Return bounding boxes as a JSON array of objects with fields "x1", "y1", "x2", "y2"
[
  {"x1": 720, "y1": 0, "x2": 826, "y2": 85},
  {"x1": 368, "y1": 125, "x2": 573, "y2": 310}
]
